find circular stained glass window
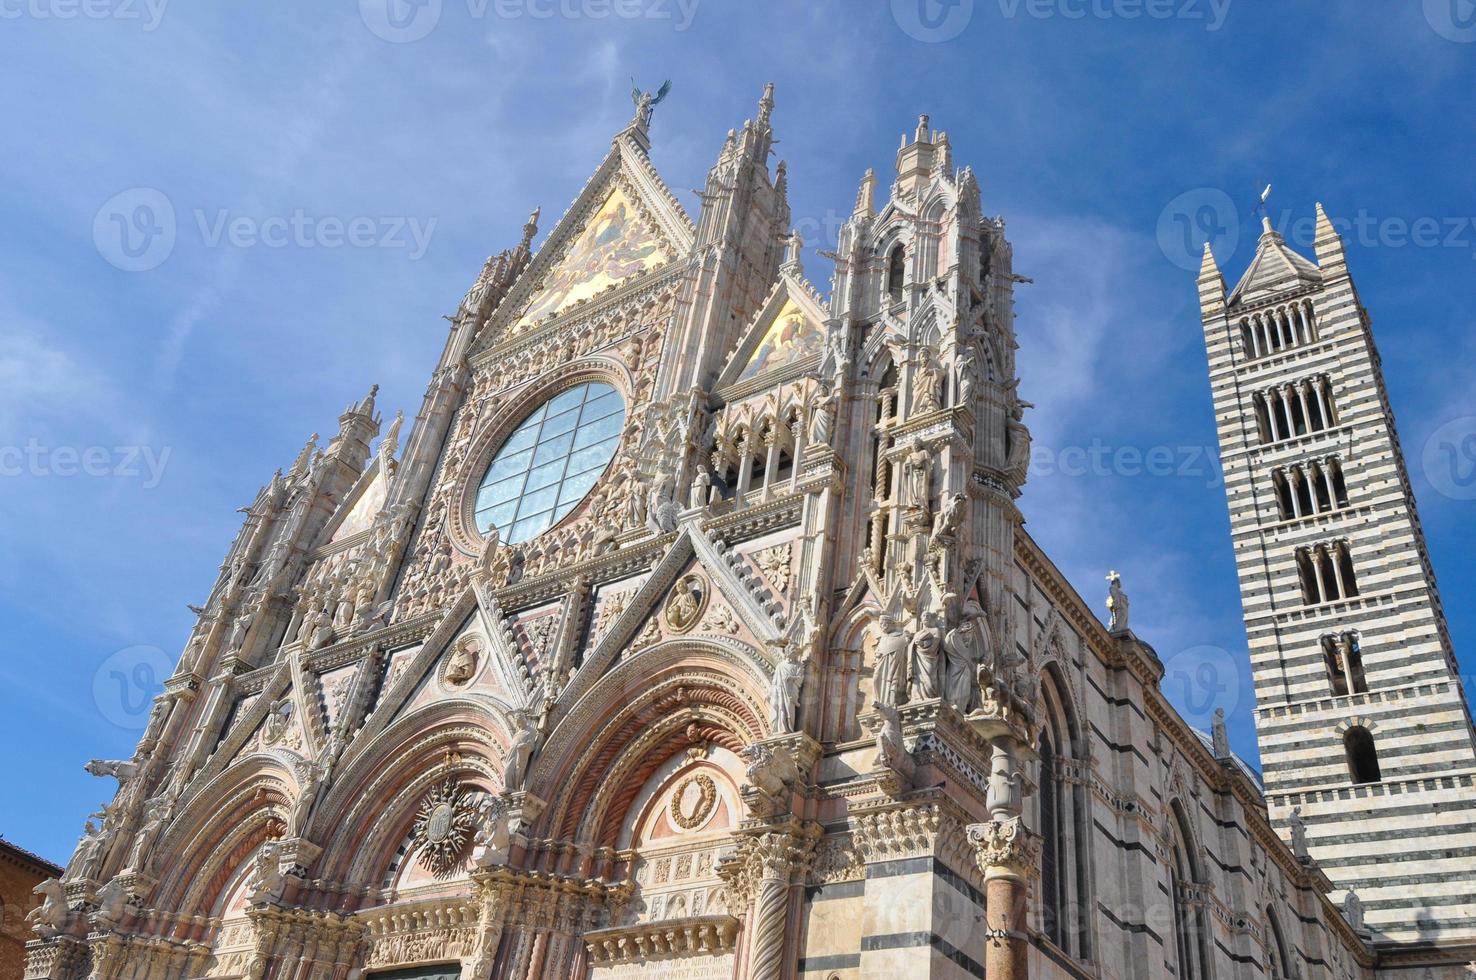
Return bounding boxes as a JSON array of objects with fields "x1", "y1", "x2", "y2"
[{"x1": 474, "y1": 381, "x2": 625, "y2": 545}]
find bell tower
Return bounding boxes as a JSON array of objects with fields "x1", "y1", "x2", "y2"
[{"x1": 1198, "y1": 207, "x2": 1476, "y2": 945}]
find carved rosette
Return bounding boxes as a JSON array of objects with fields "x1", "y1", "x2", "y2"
[{"x1": 966, "y1": 816, "x2": 1041, "y2": 882}]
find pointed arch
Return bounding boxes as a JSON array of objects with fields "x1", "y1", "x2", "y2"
[
  {"x1": 529, "y1": 638, "x2": 770, "y2": 863},
  {"x1": 1167, "y1": 799, "x2": 1212, "y2": 980},
  {"x1": 1037, "y1": 663, "x2": 1090, "y2": 961},
  {"x1": 313, "y1": 698, "x2": 518, "y2": 885}
]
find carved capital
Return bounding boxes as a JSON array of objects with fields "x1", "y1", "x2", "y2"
[{"x1": 967, "y1": 816, "x2": 1041, "y2": 882}]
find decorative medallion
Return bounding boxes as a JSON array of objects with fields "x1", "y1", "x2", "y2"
[
  {"x1": 664, "y1": 574, "x2": 708, "y2": 634},
  {"x1": 443, "y1": 636, "x2": 482, "y2": 688},
  {"x1": 669, "y1": 773, "x2": 717, "y2": 830},
  {"x1": 411, "y1": 780, "x2": 477, "y2": 876}
]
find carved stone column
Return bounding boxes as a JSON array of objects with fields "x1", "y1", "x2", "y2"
[
  {"x1": 719, "y1": 824, "x2": 816, "y2": 980},
  {"x1": 461, "y1": 875, "x2": 511, "y2": 980},
  {"x1": 967, "y1": 816, "x2": 1040, "y2": 980}
]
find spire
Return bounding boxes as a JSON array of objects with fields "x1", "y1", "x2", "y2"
[
  {"x1": 781, "y1": 228, "x2": 804, "y2": 277},
  {"x1": 854, "y1": 168, "x2": 876, "y2": 218},
  {"x1": 895, "y1": 113, "x2": 939, "y2": 199},
  {"x1": 1313, "y1": 201, "x2": 1347, "y2": 277},
  {"x1": 1197, "y1": 241, "x2": 1226, "y2": 314},
  {"x1": 757, "y1": 81, "x2": 775, "y2": 129},
  {"x1": 521, "y1": 207, "x2": 541, "y2": 249},
  {"x1": 349, "y1": 384, "x2": 379, "y2": 420},
  {"x1": 289, "y1": 432, "x2": 319, "y2": 480}
]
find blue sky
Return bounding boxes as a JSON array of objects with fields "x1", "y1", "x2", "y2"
[{"x1": 2, "y1": 1, "x2": 1474, "y2": 864}]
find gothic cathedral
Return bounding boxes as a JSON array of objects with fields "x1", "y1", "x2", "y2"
[{"x1": 26, "y1": 88, "x2": 1476, "y2": 979}]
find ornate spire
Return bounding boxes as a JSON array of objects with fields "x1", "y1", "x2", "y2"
[
  {"x1": 521, "y1": 207, "x2": 541, "y2": 249},
  {"x1": 757, "y1": 81, "x2": 775, "y2": 128},
  {"x1": 349, "y1": 384, "x2": 379, "y2": 419},
  {"x1": 289, "y1": 433, "x2": 319, "y2": 479},
  {"x1": 854, "y1": 168, "x2": 876, "y2": 218}
]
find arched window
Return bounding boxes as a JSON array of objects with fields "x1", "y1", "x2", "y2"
[
  {"x1": 1169, "y1": 803, "x2": 1211, "y2": 980},
  {"x1": 1344, "y1": 726, "x2": 1382, "y2": 784},
  {"x1": 1037, "y1": 672, "x2": 1090, "y2": 961},
  {"x1": 886, "y1": 245, "x2": 905, "y2": 301},
  {"x1": 1266, "y1": 906, "x2": 1294, "y2": 978}
]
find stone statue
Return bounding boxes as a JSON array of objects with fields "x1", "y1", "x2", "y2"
[
  {"x1": 629, "y1": 77, "x2": 671, "y2": 128},
  {"x1": 444, "y1": 636, "x2": 481, "y2": 687},
  {"x1": 502, "y1": 711, "x2": 539, "y2": 792},
  {"x1": 871, "y1": 700, "x2": 908, "y2": 772},
  {"x1": 85, "y1": 758, "x2": 139, "y2": 785},
  {"x1": 931, "y1": 491, "x2": 966, "y2": 541},
  {"x1": 908, "y1": 612, "x2": 944, "y2": 702},
  {"x1": 65, "y1": 814, "x2": 113, "y2": 882},
  {"x1": 1343, "y1": 889, "x2": 1367, "y2": 933},
  {"x1": 246, "y1": 841, "x2": 285, "y2": 905},
  {"x1": 263, "y1": 697, "x2": 294, "y2": 745},
  {"x1": 903, "y1": 448, "x2": 931, "y2": 513},
  {"x1": 92, "y1": 876, "x2": 129, "y2": 930},
  {"x1": 871, "y1": 614, "x2": 909, "y2": 708},
  {"x1": 287, "y1": 760, "x2": 329, "y2": 838},
  {"x1": 809, "y1": 389, "x2": 837, "y2": 446},
  {"x1": 26, "y1": 879, "x2": 68, "y2": 938},
  {"x1": 647, "y1": 472, "x2": 679, "y2": 533},
  {"x1": 471, "y1": 798, "x2": 511, "y2": 869},
  {"x1": 689, "y1": 465, "x2": 712, "y2": 509},
  {"x1": 1211, "y1": 707, "x2": 1231, "y2": 758},
  {"x1": 125, "y1": 799, "x2": 171, "y2": 874},
  {"x1": 1288, "y1": 806, "x2": 1309, "y2": 860},
  {"x1": 1105, "y1": 570, "x2": 1130, "y2": 633},
  {"x1": 768, "y1": 646, "x2": 805, "y2": 734},
  {"x1": 627, "y1": 475, "x2": 649, "y2": 528},
  {"x1": 956, "y1": 345, "x2": 979, "y2": 405},
  {"x1": 942, "y1": 601, "x2": 988, "y2": 713},
  {"x1": 915, "y1": 351, "x2": 943, "y2": 413},
  {"x1": 478, "y1": 524, "x2": 501, "y2": 578}
]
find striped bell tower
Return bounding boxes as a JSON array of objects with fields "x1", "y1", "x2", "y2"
[{"x1": 1198, "y1": 206, "x2": 1476, "y2": 947}]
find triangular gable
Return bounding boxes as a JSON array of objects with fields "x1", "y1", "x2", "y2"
[
  {"x1": 479, "y1": 136, "x2": 694, "y2": 349},
  {"x1": 313, "y1": 454, "x2": 392, "y2": 550},
  {"x1": 714, "y1": 276, "x2": 829, "y2": 394},
  {"x1": 1228, "y1": 228, "x2": 1322, "y2": 307},
  {"x1": 513, "y1": 186, "x2": 672, "y2": 330}
]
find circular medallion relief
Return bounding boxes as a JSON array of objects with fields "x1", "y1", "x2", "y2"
[
  {"x1": 411, "y1": 780, "x2": 477, "y2": 876},
  {"x1": 664, "y1": 574, "x2": 708, "y2": 634},
  {"x1": 669, "y1": 773, "x2": 718, "y2": 831}
]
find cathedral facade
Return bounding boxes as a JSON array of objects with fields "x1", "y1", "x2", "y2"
[{"x1": 25, "y1": 89, "x2": 1476, "y2": 979}]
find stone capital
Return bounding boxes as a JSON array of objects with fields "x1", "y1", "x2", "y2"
[{"x1": 966, "y1": 816, "x2": 1041, "y2": 883}]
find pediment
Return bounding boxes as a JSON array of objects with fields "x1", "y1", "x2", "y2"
[
  {"x1": 476, "y1": 137, "x2": 694, "y2": 350},
  {"x1": 714, "y1": 275, "x2": 830, "y2": 395}
]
